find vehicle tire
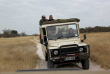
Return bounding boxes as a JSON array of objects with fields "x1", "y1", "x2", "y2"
[
  {"x1": 48, "y1": 60, "x2": 54, "y2": 68},
  {"x1": 81, "y1": 58, "x2": 89, "y2": 70},
  {"x1": 45, "y1": 52, "x2": 48, "y2": 61}
]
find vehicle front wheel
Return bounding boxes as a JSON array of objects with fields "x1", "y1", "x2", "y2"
[
  {"x1": 45, "y1": 52, "x2": 48, "y2": 61},
  {"x1": 48, "y1": 60, "x2": 54, "y2": 68},
  {"x1": 81, "y1": 58, "x2": 89, "y2": 70}
]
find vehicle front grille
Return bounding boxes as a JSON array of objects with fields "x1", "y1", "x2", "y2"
[{"x1": 60, "y1": 47, "x2": 79, "y2": 55}]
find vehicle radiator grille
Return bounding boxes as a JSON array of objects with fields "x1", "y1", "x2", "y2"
[{"x1": 60, "y1": 47, "x2": 78, "y2": 55}]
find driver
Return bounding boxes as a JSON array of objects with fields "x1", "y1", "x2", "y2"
[{"x1": 67, "y1": 28, "x2": 75, "y2": 37}]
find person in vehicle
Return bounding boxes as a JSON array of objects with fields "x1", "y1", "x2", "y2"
[
  {"x1": 47, "y1": 30, "x2": 55, "y2": 40},
  {"x1": 39, "y1": 15, "x2": 47, "y2": 25},
  {"x1": 48, "y1": 15, "x2": 54, "y2": 21},
  {"x1": 66, "y1": 29, "x2": 69, "y2": 34},
  {"x1": 67, "y1": 28, "x2": 75, "y2": 37},
  {"x1": 56, "y1": 29, "x2": 63, "y2": 38}
]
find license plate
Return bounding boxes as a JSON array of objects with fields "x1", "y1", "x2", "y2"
[{"x1": 65, "y1": 57, "x2": 75, "y2": 61}]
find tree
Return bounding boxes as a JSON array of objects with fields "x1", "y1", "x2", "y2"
[
  {"x1": 80, "y1": 28, "x2": 85, "y2": 33},
  {"x1": 2, "y1": 29, "x2": 11, "y2": 38},
  {"x1": 32, "y1": 33, "x2": 38, "y2": 36},
  {"x1": 20, "y1": 32, "x2": 27, "y2": 36},
  {"x1": 2, "y1": 29, "x2": 19, "y2": 38},
  {"x1": 0, "y1": 33, "x2": 2, "y2": 38},
  {"x1": 10, "y1": 30, "x2": 18, "y2": 37},
  {"x1": 80, "y1": 26, "x2": 110, "y2": 33}
]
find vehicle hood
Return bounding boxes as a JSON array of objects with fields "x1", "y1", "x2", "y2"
[{"x1": 48, "y1": 37, "x2": 85, "y2": 49}]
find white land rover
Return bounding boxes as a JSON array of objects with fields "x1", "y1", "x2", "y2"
[{"x1": 39, "y1": 18, "x2": 90, "y2": 70}]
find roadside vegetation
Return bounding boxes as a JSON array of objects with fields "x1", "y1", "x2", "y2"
[
  {"x1": 0, "y1": 36, "x2": 39, "y2": 72},
  {"x1": 0, "y1": 32, "x2": 110, "y2": 72},
  {"x1": 81, "y1": 32, "x2": 110, "y2": 69},
  {"x1": 80, "y1": 26, "x2": 110, "y2": 33}
]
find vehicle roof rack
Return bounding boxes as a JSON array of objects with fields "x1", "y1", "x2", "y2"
[{"x1": 43, "y1": 18, "x2": 80, "y2": 25}]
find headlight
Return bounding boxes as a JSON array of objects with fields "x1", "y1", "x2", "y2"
[
  {"x1": 79, "y1": 48, "x2": 83, "y2": 52},
  {"x1": 54, "y1": 50, "x2": 58, "y2": 55}
]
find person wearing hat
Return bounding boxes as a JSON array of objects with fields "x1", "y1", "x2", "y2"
[
  {"x1": 48, "y1": 15, "x2": 54, "y2": 21},
  {"x1": 39, "y1": 15, "x2": 47, "y2": 25}
]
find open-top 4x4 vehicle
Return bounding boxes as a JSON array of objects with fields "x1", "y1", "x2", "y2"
[{"x1": 40, "y1": 18, "x2": 90, "y2": 70}]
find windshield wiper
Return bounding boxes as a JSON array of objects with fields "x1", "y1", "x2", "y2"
[
  {"x1": 56, "y1": 36, "x2": 63, "y2": 39},
  {"x1": 67, "y1": 36, "x2": 75, "y2": 39}
]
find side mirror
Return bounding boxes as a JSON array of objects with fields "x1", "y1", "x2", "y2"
[
  {"x1": 81, "y1": 34, "x2": 86, "y2": 42},
  {"x1": 84, "y1": 34, "x2": 86, "y2": 40},
  {"x1": 40, "y1": 39, "x2": 43, "y2": 44}
]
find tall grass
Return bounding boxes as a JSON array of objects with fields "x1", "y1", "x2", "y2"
[
  {"x1": 0, "y1": 36, "x2": 39, "y2": 72},
  {"x1": 0, "y1": 32, "x2": 110, "y2": 71},
  {"x1": 81, "y1": 32, "x2": 110, "y2": 69}
]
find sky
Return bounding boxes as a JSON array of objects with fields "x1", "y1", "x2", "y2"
[{"x1": 0, "y1": 0, "x2": 110, "y2": 35}]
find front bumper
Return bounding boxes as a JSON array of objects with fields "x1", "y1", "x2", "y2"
[
  {"x1": 50, "y1": 52, "x2": 90, "y2": 63},
  {"x1": 48, "y1": 44, "x2": 90, "y2": 63}
]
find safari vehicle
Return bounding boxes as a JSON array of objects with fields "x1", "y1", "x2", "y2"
[{"x1": 40, "y1": 18, "x2": 90, "y2": 70}]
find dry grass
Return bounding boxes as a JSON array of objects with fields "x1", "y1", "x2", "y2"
[
  {"x1": 0, "y1": 32, "x2": 110, "y2": 71},
  {"x1": 80, "y1": 32, "x2": 110, "y2": 69},
  {"x1": 0, "y1": 36, "x2": 39, "y2": 72}
]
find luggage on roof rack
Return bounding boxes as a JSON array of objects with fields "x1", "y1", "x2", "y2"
[{"x1": 43, "y1": 18, "x2": 80, "y2": 25}]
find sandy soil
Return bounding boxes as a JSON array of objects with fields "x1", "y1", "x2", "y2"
[{"x1": 32, "y1": 38, "x2": 105, "y2": 71}]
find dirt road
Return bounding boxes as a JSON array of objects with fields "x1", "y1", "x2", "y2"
[{"x1": 32, "y1": 38, "x2": 105, "y2": 71}]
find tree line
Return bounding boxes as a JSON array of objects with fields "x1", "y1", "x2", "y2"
[
  {"x1": 80, "y1": 26, "x2": 110, "y2": 33},
  {"x1": 0, "y1": 26, "x2": 110, "y2": 38},
  {"x1": 0, "y1": 29, "x2": 38, "y2": 38}
]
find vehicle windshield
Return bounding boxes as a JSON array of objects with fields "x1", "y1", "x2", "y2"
[{"x1": 46, "y1": 24, "x2": 78, "y2": 40}]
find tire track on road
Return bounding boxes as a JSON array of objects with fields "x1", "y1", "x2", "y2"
[{"x1": 31, "y1": 38, "x2": 47, "y2": 69}]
